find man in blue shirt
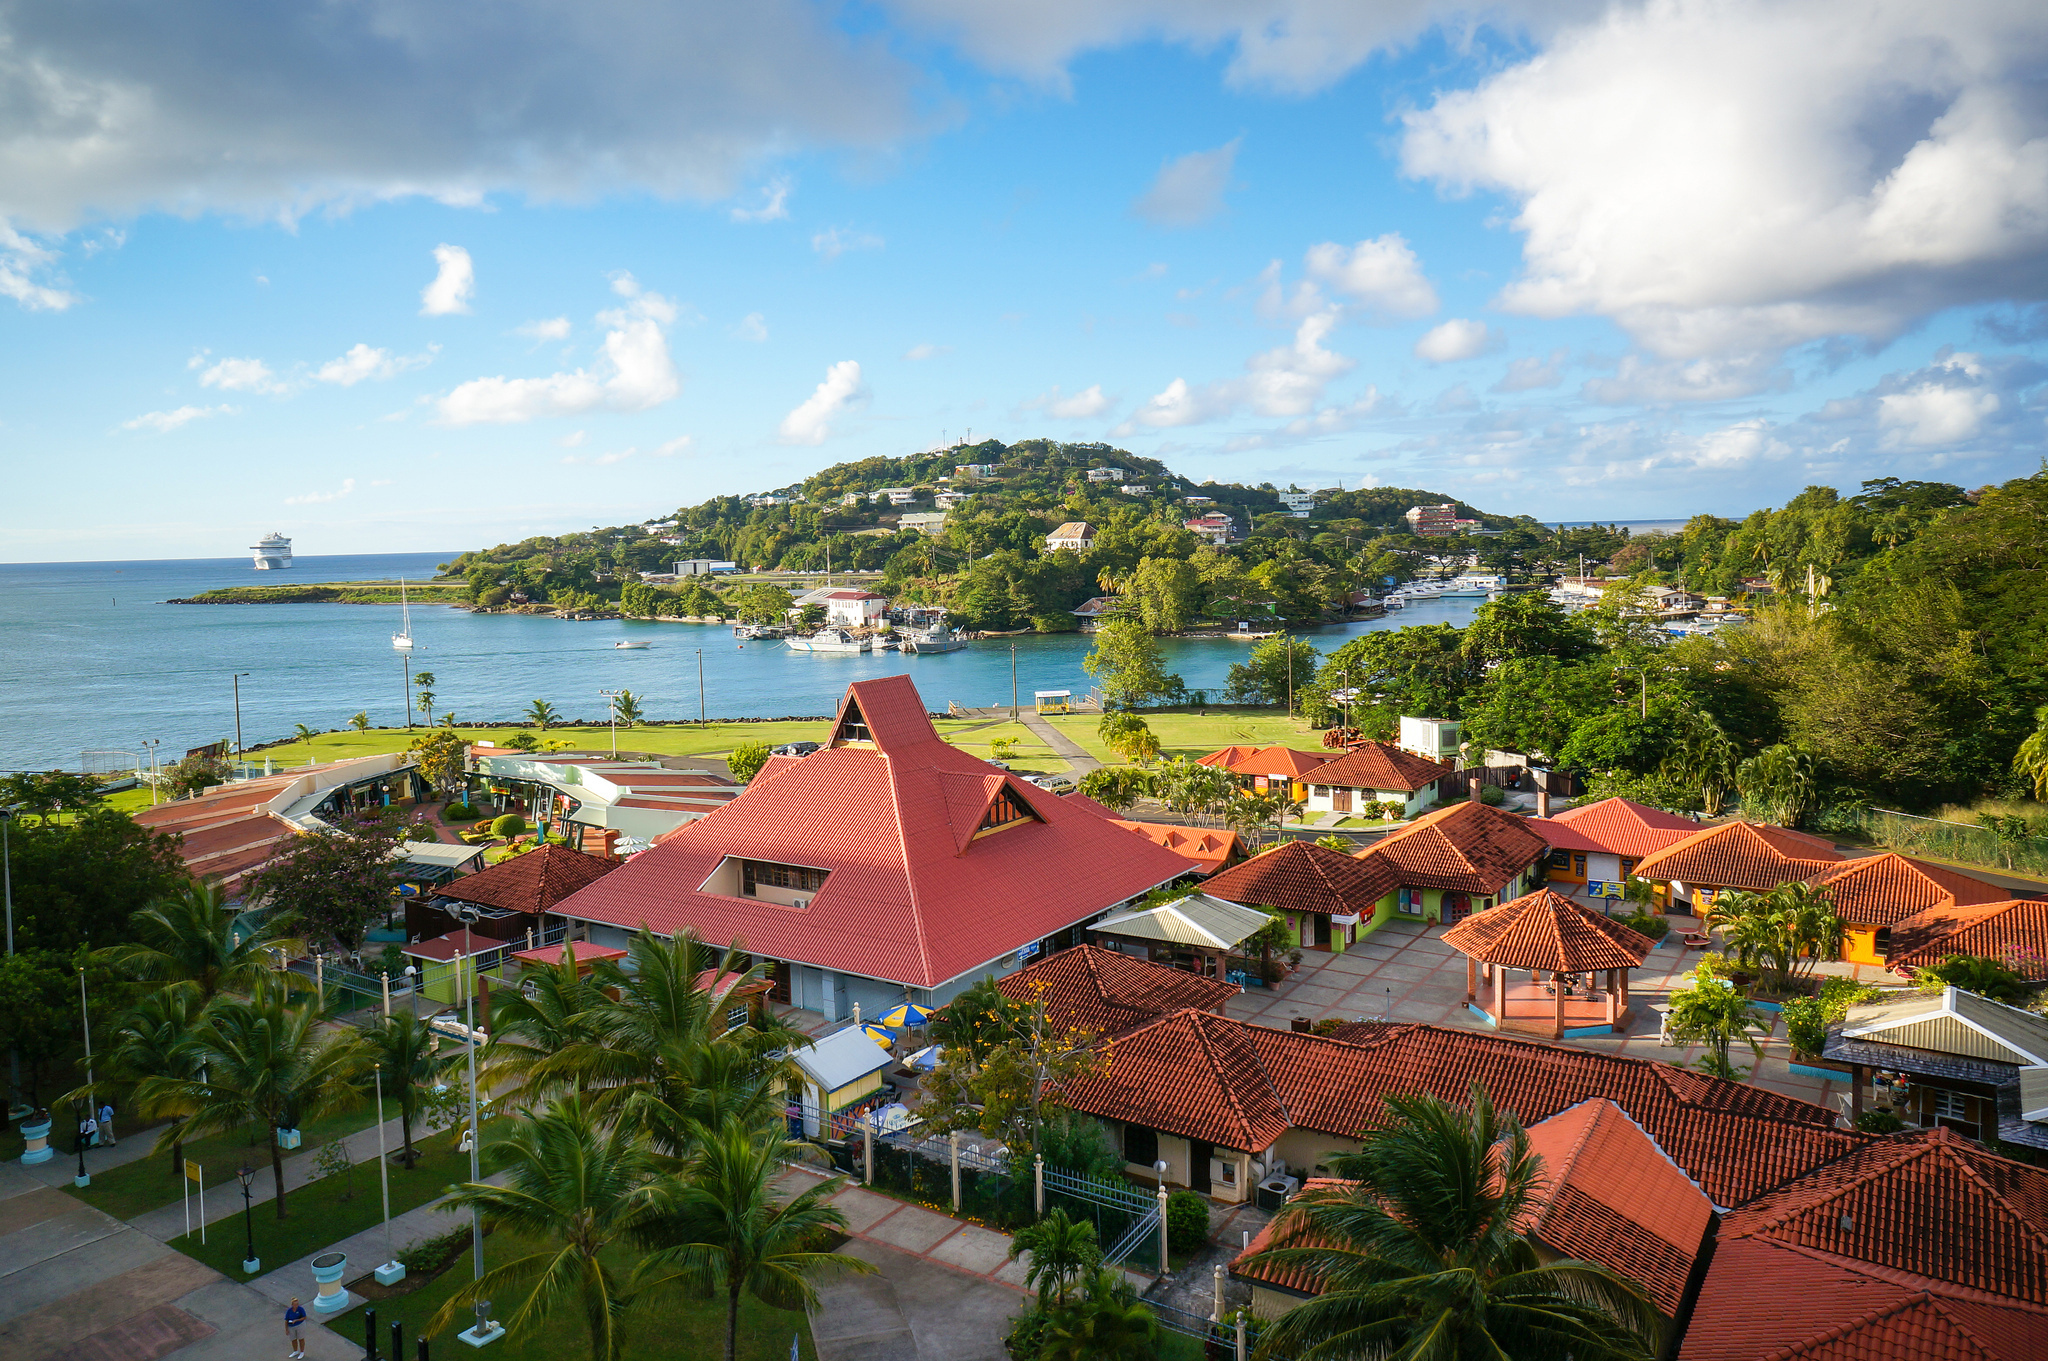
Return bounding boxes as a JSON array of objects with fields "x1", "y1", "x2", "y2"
[{"x1": 285, "y1": 1299, "x2": 307, "y2": 1358}]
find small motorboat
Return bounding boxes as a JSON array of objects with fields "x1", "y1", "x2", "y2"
[{"x1": 614, "y1": 640, "x2": 652, "y2": 649}]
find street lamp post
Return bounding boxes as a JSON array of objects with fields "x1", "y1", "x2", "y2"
[
  {"x1": 231, "y1": 673, "x2": 250, "y2": 769},
  {"x1": 72, "y1": 1101, "x2": 88, "y2": 1187},
  {"x1": 141, "y1": 739, "x2": 161, "y2": 806},
  {"x1": 403, "y1": 965, "x2": 419, "y2": 1019},
  {"x1": 599, "y1": 690, "x2": 623, "y2": 758},
  {"x1": 1, "y1": 804, "x2": 18, "y2": 1117},
  {"x1": 238, "y1": 1165, "x2": 259, "y2": 1272}
]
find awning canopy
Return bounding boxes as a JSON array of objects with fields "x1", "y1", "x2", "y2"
[{"x1": 1092, "y1": 892, "x2": 1274, "y2": 952}]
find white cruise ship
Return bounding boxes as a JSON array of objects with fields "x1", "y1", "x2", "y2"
[{"x1": 251, "y1": 532, "x2": 293, "y2": 570}]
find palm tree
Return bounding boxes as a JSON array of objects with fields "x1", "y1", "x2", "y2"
[
  {"x1": 1246, "y1": 1084, "x2": 1661, "y2": 1361},
  {"x1": 2014, "y1": 706, "x2": 2048, "y2": 800},
  {"x1": 349, "y1": 711, "x2": 371, "y2": 731},
  {"x1": 1707, "y1": 883, "x2": 1843, "y2": 995},
  {"x1": 527, "y1": 699, "x2": 560, "y2": 731},
  {"x1": 414, "y1": 672, "x2": 437, "y2": 726},
  {"x1": 1664, "y1": 967, "x2": 1770, "y2": 1080},
  {"x1": 366, "y1": 1010, "x2": 456, "y2": 1169},
  {"x1": 431, "y1": 1097, "x2": 667, "y2": 1361},
  {"x1": 1007, "y1": 1208, "x2": 1100, "y2": 1306},
  {"x1": 484, "y1": 948, "x2": 613, "y2": 1104},
  {"x1": 135, "y1": 992, "x2": 368, "y2": 1218},
  {"x1": 1034, "y1": 1269, "x2": 1160, "y2": 1361},
  {"x1": 98, "y1": 881, "x2": 300, "y2": 1005},
  {"x1": 293, "y1": 723, "x2": 319, "y2": 753},
  {"x1": 77, "y1": 988, "x2": 209, "y2": 1175},
  {"x1": 630, "y1": 1118, "x2": 875, "y2": 1361},
  {"x1": 613, "y1": 690, "x2": 645, "y2": 727}
]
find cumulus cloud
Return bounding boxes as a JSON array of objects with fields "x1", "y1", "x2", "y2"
[
  {"x1": 0, "y1": 3, "x2": 917, "y2": 231},
  {"x1": 1878, "y1": 353, "x2": 2003, "y2": 445},
  {"x1": 1303, "y1": 235, "x2": 1438, "y2": 319},
  {"x1": 1494, "y1": 349, "x2": 1569, "y2": 393},
  {"x1": 1132, "y1": 138, "x2": 1241, "y2": 227},
  {"x1": 1581, "y1": 353, "x2": 1788, "y2": 405},
  {"x1": 0, "y1": 220, "x2": 76, "y2": 309},
  {"x1": 420, "y1": 244, "x2": 474, "y2": 316},
  {"x1": 903, "y1": 342, "x2": 949, "y2": 361},
  {"x1": 812, "y1": 227, "x2": 883, "y2": 259},
  {"x1": 120, "y1": 403, "x2": 232, "y2": 433},
  {"x1": 314, "y1": 343, "x2": 436, "y2": 386},
  {"x1": 778, "y1": 360, "x2": 866, "y2": 444},
  {"x1": 195, "y1": 355, "x2": 288, "y2": 394},
  {"x1": 1027, "y1": 384, "x2": 1113, "y2": 419},
  {"x1": 515, "y1": 317, "x2": 571, "y2": 342},
  {"x1": 1414, "y1": 319, "x2": 1499, "y2": 364},
  {"x1": 1123, "y1": 309, "x2": 1355, "y2": 430},
  {"x1": 733, "y1": 312, "x2": 769, "y2": 342},
  {"x1": 1399, "y1": 0, "x2": 2048, "y2": 359},
  {"x1": 730, "y1": 178, "x2": 791, "y2": 223},
  {"x1": 284, "y1": 477, "x2": 356, "y2": 504},
  {"x1": 565, "y1": 434, "x2": 693, "y2": 466},
  {"x1": 437, "y1": 278, "x2": 681, "y2": 425}
]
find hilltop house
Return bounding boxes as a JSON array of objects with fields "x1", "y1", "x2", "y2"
[
  {"x1": 1301, "y1": 741, "x2": 1451, "y2": 818},
  {"x1": 549, "y1": 675, "x2": 1192, "y2": 1019},
  {"x1": 1045, "y1": 521, "x2": 1096, "y2": 551}
]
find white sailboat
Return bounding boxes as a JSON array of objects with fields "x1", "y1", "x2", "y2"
[{"x1": 392, "y1": 579, "x2": 415, "y2": 652}]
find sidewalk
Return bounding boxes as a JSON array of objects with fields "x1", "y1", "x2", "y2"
[
  {"x1": 1015, "y1": 712, "x2": 1100, "y2": 776},
  {"x1": 130, "y1": 1112, "x2": 422, "y2": 1242},
  {"x1": 259, "y1": 1172, "x2": 509, "y2": 1317}
]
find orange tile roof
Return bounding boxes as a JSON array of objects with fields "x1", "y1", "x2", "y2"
[
  {"x1": 1633, "y1": 821, "x2": 1844, "y2": 892},
  {"x1": 1353, "y1": 800, "x2": 1551, "y2": 896},
  {"x1": 1065, "y1": 1010, "x2": 1858, "y2": 1204},
  {"x1": 1888, "y1": 901, "x2": 2048, "y2": 978},
  {"x1": 1550, "y1": 797, "x2": 1702, "y2": 858},
  {"x1": 995, "y1": 944, "x2": 1237, "y2": 1040},
  {"x1": 1203, "y1": 838, "x2": 1401, "y2": 916},
  {"x1": 1521, "y1": 1098, "x2": 1715, "y2": 1315},
  {"x1": 437, "y1": 843, "x2": 620, "y2": 916},
  {"x1": 1197, "y1": 745, "x2": 1267, "y2": 771},
  {"x1": 1229, "y1": 1177, "x2": 1353, "y2": 1298},
  {"x1": 1530, "y1": 816, "x2": 1611, "y2": 855},
  {"x1": 1305, "y1": 740, "x2": 1454, "y2": 793},
  {"x1": 1108, "y1": 820, "x2": 1243, "y2": 875},
  {"x1": 1441, "y1": 888, "x2": 1657, "y2": 972},
  {"x1": 1811, "y1": 853, "x2": 2011, "y2": 929},
  {"x1": 1222, "y1": 746, "x2": 1335, "y2": 779},
  {"x1": 1721, "y1": 1130, "x2": 2048, "y2": 1305}
]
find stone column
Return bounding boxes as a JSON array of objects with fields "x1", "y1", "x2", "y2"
[
  {"x1": 1465, "y1": 955, "x2": 1477, "y2": 1005},
  {"x1": 1492, "y1": 962, "x2": 1506, "y2": 1022},
  {"x1": 1552, "y1": 971, "x2": 1566, "y2": 1040}
]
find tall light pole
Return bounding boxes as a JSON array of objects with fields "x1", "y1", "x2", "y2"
[
  {"x1": 599, "y1": 690, "x2": 623, "y2": 757},
  {"x1": 460, "y1": 951, "x2": 484, "y2": 1285},
  {"x1": 697, "y1": 649, "x2": 706, "y2": 728},
  {"x1": 231, "y1": 673, "x2": 250, "y2": 770},
  {"x1": 238, "y1": 1165, "x2": 259, "y2": 1273},
  {"x1": 1010, "y1": 643, "x2": 1018, "y2": 720},
  {"x1": 2, "y1": 806, "x2": 17, "y2": 1116},
  {"x1": 141, "y1": 739, "x2": 161, "y2": 806}
]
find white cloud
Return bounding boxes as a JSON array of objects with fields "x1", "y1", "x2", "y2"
[
  {"x1": 730, "y1": 177, "x2": 791, "y2": 223},
  {"x1": 903, "y1": 342, "x2": 949, "y2": 361},
  {"x1": 1399, "y1": 0, "x2": 2048, "y2": 358},
  {"x1": 437, "y1": 282, "x2": 681, "y2": 425},
  {"x1": 420, "y1": 244, "x2": 474, "y2": 316},
  {"x1": 1433, "y1": 383, "x2": 1480, "y2": 414},
  {"x1": 1027, "y1": 384, "x2": 1113, "y2": 419},
  {"x1": 120, "y1": 403, "x2": 232, "y2": 433},
  {"x1": 559, "y1": 429, "x2": 587, "y2": 448},
  {"x1": 652, "y1": 436, "x2": 693, "y2": 456},
  {"x1": 1123, "y1": 309, "x2": 1355, "y2": 430},
  {"x1": 1283, "y1": 388, "x2": 1389, "y2": 436},
  {"x1": 1879, "y1": 371, "x2": 2003, "y2": 446},
  {"x1": 733, "y1": 312, "x2": 769, "y2": 342},
  {"x1": 314, "y1": 343, "x2": 436, "y2": 386},
  {"x1": 1581, "y1": 353, "x2": 1786, "y2": 405},
  {"x1": 1132, "y1": 138, "x2": 1241, "y2": 228},
  {"x1": 197, "y1": 356, "x2": 288, "y2": 394},
  {"x1": 1303, "y1": 235, "x2": 1437, "y2": 319},
  {"x1": 0, "y1": 220, "x2": 76, "y2": 310},
  {"x1": 562, "y1": 434, "x2": 687, "y2": 466},
  {"x1": 812, "y1": 227, "x2": 883, "y2": 259},
  {"x1": 1414, "y1": 319, "x2": 1499, "y2": 364},
  {"x1": 285, "y1": 477, "x2": 356, "y2": 504},
  {"x1": 778, "y1": 360, "x2": 866, "y2": 444},
  {"x1": 515, "y1": 317, "x2": 571, "y2": 342},
  {"x1": 1494, "y1": 349, "x2": 1569, "y2": 393}
]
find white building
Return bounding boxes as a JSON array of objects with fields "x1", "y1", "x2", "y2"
[
  {"x1": 955, "y1": 463, "x2": 998, "y2": 478},
  {"x1": 1118, "y1": 484, "x2": 1150, "y2": 496},
  {"x1": 871, "y1": 488, "x2": 917, "y2": 506},
  {"x1": 933, "y1": 489, "x2": 968, "y2": 510},
  {"x1": 1278, "y1": 491, "x2": 1317, "y2": 517},
  {"x1": 899, "y1": 512, "x2": 948, "y2": 535},
  {"x1": 675, "y1": 559, "x2": 739, "y2": 576},
  {"x1": 1398, "y1": 716, "x2": 1463, "y2": 766},
  {"x1": 1085, "y1": 467, "x2": 1125, "y2": 482},
  {"x1": 821, "y1": 590, "x2": 891, "y2": 627},
  {"x1": 1184, "y1": 513, "x2": 1234, "y2": 545},
  {"x1": 1046, "y1": 521, "x2": 1096, "y2": 551}
]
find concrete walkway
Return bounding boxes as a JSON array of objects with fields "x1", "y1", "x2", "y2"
[
  {"x1": 1016, "y1": 712, "x2": 1099, "y2": 775},
  {"x1": 130, "y1": 1112, "x2": 425, "y2": 1242}
]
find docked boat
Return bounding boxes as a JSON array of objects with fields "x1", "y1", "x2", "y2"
[
  {"x1": 901, "y1": 627, "x2": 966, "y2": 654},
  {"x1": 785, "y1": 629, "x2": 870, "y2": 654},
  {"x1": 614, "y1": 640, "x2": 651, "y2": 649}
]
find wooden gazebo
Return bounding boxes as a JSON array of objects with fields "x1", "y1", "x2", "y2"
[{"x1": 1441, "y1": 889, "x2": 1656, "y2": 1039}]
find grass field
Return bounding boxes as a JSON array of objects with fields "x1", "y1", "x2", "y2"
[
  {"x1": 1043, "y1": 707, "x2": 1323, "y2": 764},
  {"x1": 167, "y1": 1125, "x2": 472, "y2": 1277},
  {"x1": 327, "y1": 1230, "x2": 819, "y2": 1361},
  {"x1": 66, "y1": 1102, "x2": 389, "y2": 1221}
]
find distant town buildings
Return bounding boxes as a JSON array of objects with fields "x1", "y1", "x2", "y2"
[
  {"x1": 954, "y1": 463, "x2": 998, "y2": 478},
  {"x1": 873, "y1": 488, "x2": 917, "y2": 506},
  {"x1": 1184, "y1": 511, "x2": 1234, "y2": 544},
  {"x1": 1278, "y1": 491, "x2": 1317, "y2": 517},
  {"x1": 674, "y1": 559, "x2": 739, "y2": 576},
  {"x1": 1085, "y1": 467, "x2": 1126, "y2": 482},
  {"x1": 932, "y1": 489, "x2": 968, "y2": 510},
  {"x1": 1405, "y1": 502, "x2": 1483, "y2": 536},
  {"x1": 898, "y1": 512, "x2": 948, "y2": 535},
  {"x1": 1118, "y1": 484, "x2": 1150, "y2": 496}
]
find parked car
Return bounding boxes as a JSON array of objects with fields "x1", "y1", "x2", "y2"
[
  {"x1": 1026, "y1": 773, "x2": 1076, "y2": 795},
  {"x1": 986, "y1": 760, "x2": 1010, "y2": 771},
  {"x1": 771, "y1": 741, "x2": 822, "y2": 757}
]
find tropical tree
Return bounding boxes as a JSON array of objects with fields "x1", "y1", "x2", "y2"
[
  {"x1": 292, "y1": 723, "x2": 319, "y2": 751},
  {"x1": 135, "y1": 992, "x2": 369, "y2": 1217},
  {"x1": 1097, "y1": 711, "x2": 1161, "y2": 765},
  {"x1": 431, "y1": 1096, "x2": 664, "y2": 1361},
  {"x1": 1735, "y1": 743, "x2": 1818, "y2": 827},
  {"x1": 407, "y1": 728, "x2": 468, "y2": 798},
  {"x1": 484, "y1": 947, "x2": 614, "y2": 1104},
  {"x1": 247, "y1": 811, "x2": 405, "y2": 955},
  {"x1": 725, "y1": 742, "x2": 773, "y2": 783},
  {"x1": 630, "y1": 1118, "x2": 876, "y2": 1361},
  {"x1": 527, "y1": 699, "x2": 561, "y2": 730},
  {"x1": 1083, "y1": 617, "x2": 1184, "y2": 709},
  {"x1": 1978, "y1": 813, "x2": 2037, "y2": 870},
  {"x1": 1032, "y1": 1269, "x2": 1160, "y2": 1361},
  {"x1": 86, "y1": 986, "x2": 209, "y2": 1174},
  {"x1": 349, "y1": 711, "x2": 371, "y2": 731},
  {"x1": 613, "y1": 690, "x2": 646, "y2": 727},
  {"x1": 1074, "y1": 766, "x2": 1154, "y2": 812},
  {"x1": 919, "y1": 973, "x2": 1104, "y2": 1158},
  {"x1": 1661, "y1": 708, "x2": 1741, "y2": 816},
  {"x1": 1914, "y1": 953, "x2": 2031, "y2": 1003},
  {"x1": 413, "y1": 672, "x2": 437, "y2": 726},
  {"x1": 367, "y1": 1010, "x2": 457, "y2": 1168},
  {"x1": 2013, "y1": 705, "x2": 2048, "y2": 800},
  {"x1": 97, "y1": 880, "x2": 298, "y2": 1005},
  {"x1": 1663, "y1": 967, "x2": 1770, "y2": 1080},
  {"x1": 1006, "y1": 1208, "x2": 1100, "y2": 1306},
  {"x1": 1155, "y1": 757, "x2": 1235, "y2": 826},
  {"x1": 1707, "y1": 883, "x2": 1843, "y2": 995},
  {"x1": 1246, "y1": 1084, "x2": 1661, "y2": 1361}
]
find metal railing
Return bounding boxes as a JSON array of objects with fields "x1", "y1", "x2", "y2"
[
  {"x1": 1102, "y1": 1203, "x2": 1161, "y2": 1267},
  {"x1": 1042, "y1": 1164, "x2": 1157, "y2": 1213},
  {"x1": 1846, "y1": 806, "x2": 2048, "y2": 876}
]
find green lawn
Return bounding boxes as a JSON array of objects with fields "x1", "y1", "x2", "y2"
[
  {"x1": 167, "y1": 1126, "x2": 472, "y2": 1276},
  {"x1": 66, "y1": 1102, "x2": 390, "y2": 1221},
  {"x1": 1044, "y1": 707, "x2": 1323, "y2": 765},
  {"x1": 328, "y1": 1231, "x2": 819, "y2": 1361}
]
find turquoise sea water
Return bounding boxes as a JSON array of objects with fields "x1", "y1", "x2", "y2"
[{"x1": 0, "y1": 554, "x2": 1481, "y2": 771}]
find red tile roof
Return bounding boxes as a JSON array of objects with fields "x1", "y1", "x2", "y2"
[
  {"x1": 994, "y1": 944, "x2": 1237, "y2": 1040},
  {"x1": 1549, "y1": 797, "x2": 1702, "y2": 858},
  {"x1": 1229, "y1": 1177, "x2": 1353, "y2": 1298},
  {"x1": 436, "y1": 843, "x2": 619, "y2": 916},
  {"x1": 1066, "y1": 1011, "x2": 1858, "y2": 1204},
  {"x1": 1222, "y1": 746, "x2": 1335, "y2": 780},
  {"x1": 1811, "y1": 853, "x2": 2010, "y2": 929},
  {"x1": 548, "y1": 675, "x2": 1194, "y2": 988},
  {"x1": 1108, "y1": 821, "x2": 1244, "y2": 876},
  {"x1": 1888, "y1": 901, "x2": 2048, "y2": 978},
  {"x1": 510, "y1": 940, "x2": 629, "y2": 966},
  {"x1": 1521, "y1": 1098, "x2": 1715, "y2": 1315},
  {"x1": 1197, "y1": 745, "x2": 1266, "y2": 771},
  {"x1": 1720, "y1": 1129, "x2": 2048, "y2": 1305},
  {"x1": 1634, "y1": 821, "x2": 1844, "y2": 891},
  {"x1": 1352, "y1": 800, "x2": 1551, "y2": 896},
  {"x1": 1530, "y1": 816, "x2": 1611, "y2": 855},
  {"x1": 1059, "y1": 791, "x2": 1120, "y2": 819},
  {"x1": 1304, "y1": 740, "x2": 1453, "y2": 793},
  {"x1": 1441, "y1": 888, "x2": 1657, "y2": 972},
  {"x1": 1203, "y1": 839, "x2": 1401, "y2": 916}
]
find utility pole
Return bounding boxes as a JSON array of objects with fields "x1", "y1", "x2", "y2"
[
  {"x1": 141, "y1": 739, "x2": 160, "y2": 806},
  {"x1": 2, "y1": 807, "x2": 16, "y2": 1114},
  {"x1": 697, "y1": 649, "x2": 706, "y2": 728},
  {"x1": 231, "y1": 672, "x2": 249, "y2": 769},
  {"x1": 460, "y1": 953, "x2": 483, "y2": 1285},
  {"x1": 599, "y1": 690, "x2": 623, "y2": 757},
  {"x1": 1010, "y1": 644, "x2": 1018, "y2": 720}
]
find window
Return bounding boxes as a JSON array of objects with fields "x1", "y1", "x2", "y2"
[
  {"x1": 1219, "y1": 1158, "x2": 1238, "y2": 1186},
  {"x1": 1929, "y1": 1088, "x2": 1969, "y2": 1120},
  {"x1": 1124, "y1": 1124, "x2": 1158, "y2": 1168},
  {"x1": 725, "y1": 1004, "x2": 750, "y2": 1032},
  {"x1": 742, "y1": 861, "x2": 829, "y2": 895},
  {"x1": 1549, "y1": 850, "x2": 1571, "y2": 870},
  {"x1": 977, "y1": 787, "x2": 1038, "y2": 834},
  {"x1": 1573, "y1": 854, "x2": 1587, "y2": 877},
  {"x1": 1874, "y1": 928, "x2": 1893, "y2": 955}
]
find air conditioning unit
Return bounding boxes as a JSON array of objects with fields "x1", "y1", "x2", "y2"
[{"x1": 791, "y1": 898, "x2": 810, "y2": 910}]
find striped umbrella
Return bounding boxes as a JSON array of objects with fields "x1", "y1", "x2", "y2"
[
  {"x1": 876, "y1": 1003, "x2": 933, "y2": 1029},
  {"x1": 854, "y1": 1023, "x2": 896, "y2": 1047}
]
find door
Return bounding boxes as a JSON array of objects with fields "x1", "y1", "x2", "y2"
[
  {"x1": 768, "y1": 960, "x2": 792, "y2": 1004},
  {"x1": 1190, "y1": 1141, "x2": 1213, "y2": 1194},
  {"x1": 1444, "y1": 893, "x2": 1472, "y2": 923},
  {"x1": 1333, "y1": 788, "x2": 1353, "y2": 813}
]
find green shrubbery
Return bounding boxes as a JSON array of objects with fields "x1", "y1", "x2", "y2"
[
  {"x1": 1782, "y1": 976, "x2": 1885, "y2": 1056},
  {"x1": 1617, "y1": 910, "x2": 1671, "y2": 942},
  {"x1": 441, "y1": 802, "x2": 478, "y2": 822},
  {"x1": 1166, "y1": 1189, "x2": 1210, "y2": 1255},
  {"x1": 1856, "y1": 1110, "x2": 1905, "y2": 1135},
  {"x1": 727, "y1": 741, "x2": 774, "y2": 783},
  {"x1": 490, "y1": 813, "x2": 528, "y2": 838}
]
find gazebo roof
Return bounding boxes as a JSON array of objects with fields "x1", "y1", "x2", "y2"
[
  {"x1": 1441, "y1": 889, "x2": 1656, "y2": 973},
  {"x1": 1091, "y1": 892, "x2": 1274, "y2": 951}
]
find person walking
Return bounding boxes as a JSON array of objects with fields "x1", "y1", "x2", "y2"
[
  {"x1": 284, "y1": 1299, "x2": 307, "y2": 1358},
  {"x1": 97, "y1": 1100, "x2": 117, "y2": 1146}
]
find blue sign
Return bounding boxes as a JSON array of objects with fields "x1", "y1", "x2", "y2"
[{"x1": 1016, "y1": 942, "x2": 1041, "y2": 966}]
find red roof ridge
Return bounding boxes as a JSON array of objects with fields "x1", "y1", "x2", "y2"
[
  {"x1": 1757, "y1": 1291, "x2": 1995, "y2": 1361},
  {"x1": 1189, "y1": 1009, "x2": 1284, "y2": 1145}
]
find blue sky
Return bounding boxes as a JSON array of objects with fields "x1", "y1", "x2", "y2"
[{"x1": 2, "y1": 1, "x2": 2044, "y2": 560}]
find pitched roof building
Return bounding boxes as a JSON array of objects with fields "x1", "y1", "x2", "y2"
[
  {"x1": 1301, "y1": 741, "x2": 1454, "y2": 818},
  {"x1": 1205, "y1": 839, "x2": 1400, "y2": 924},
  {"x1": 1806, "y1": 852, "x2": 2009, "y2": 966},
  {"x1": 548, "y1": 675, "x2": 1192, "y2": 1020},
  {"x1": 1632, "y1": 821, "x2": 1844, "y2": 909},
  {"x1": 1824, "y1": 987, "x2": 2048, "y2": 1150},
  {"x1": 1889, "y1": 899, "x2": 2048, "y2": 980},
  {"x1": 1351, "y1": 800, "x2": 1551, "y2": 921},
  {"x1": 1106, "y1": 821, "x2": 1246, "y2": 876},
  {"x1": 994, "y1": 943, "x2": 1237, "y2": 1040}
]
